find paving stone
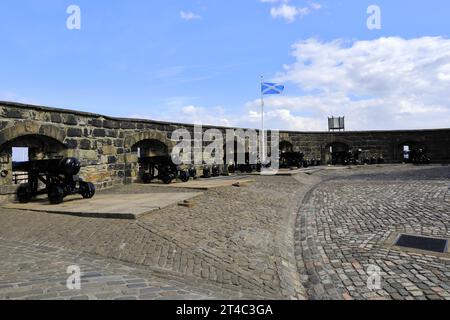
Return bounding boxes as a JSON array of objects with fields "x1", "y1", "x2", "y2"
[
  {"x1": 294, "y1": 166, "x2": 450, "y2": 300},
  {"x1": 1, "y1": 166, "x2": 449, "y2": 300}
]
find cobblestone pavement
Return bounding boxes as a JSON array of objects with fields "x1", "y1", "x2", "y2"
[
  {"x1": 0, "y1": 175, "x2": 314, "y2": 300},
  {"x1": 295, "y1": 165, "x2": 450, "y2": 300},
  {"x1": 0, "y1": 239, "x2": 224, "y2": 300},
  {"x1": 1, "y1": 165, "x2": 449, "y2": 300}
]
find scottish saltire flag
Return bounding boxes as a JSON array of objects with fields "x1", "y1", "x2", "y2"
[{"x1": 261, "y1": 82, "x2": 284, "y2": 95}]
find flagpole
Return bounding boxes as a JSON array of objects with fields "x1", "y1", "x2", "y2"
[{"x1": 260, "y1": 75, "x2": 265, "y2": 164}]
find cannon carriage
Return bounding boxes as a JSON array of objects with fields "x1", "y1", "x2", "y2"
[
  {"x1": 202, "y1": 163, "x2": 221, "y2": 178},
  {"x1": 138, "y1": 154, "x2": 226, "y2": 183},
  {"x1": 409, "y1": 148, "x2": 431, "y2": 165},
  {"x1": 12, "y1": 157, "x2": 95, "y2": 205},
  {"x1": 341, "y1": 149, "x2": 385, "y2": 166},
  {"x1": 138, "y1": 155, "x2": 193, "y2": 184},
  {"x1": 227, "y1": 152, "x2": 262, "y2": 174},
  {"x1": 279, "y1": 152, "x2": 308, "y2": 169}
]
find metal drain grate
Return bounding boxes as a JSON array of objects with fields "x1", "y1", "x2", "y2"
[{"x1": 395, "y1": 234, "x2": 448, "y2": 253}]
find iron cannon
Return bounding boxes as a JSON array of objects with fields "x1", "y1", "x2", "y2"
[
  {"x1": 138, "y1": 156, "x2": 191, "y2": 184},
  {"x1": 410, "y1": 149, "x2": 431, "y2": 165},
  {"x1": 279, "y1": 152, "x2": 307, "y2": 169},
  {"x1": 12, "y1": 157, "x2": 95, "y2": 205}
]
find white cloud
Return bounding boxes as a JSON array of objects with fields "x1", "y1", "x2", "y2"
[
  {"x1": 270, "y1": 5, "x2": 303, "y2": 23},
  {"x1": 264, "y1": 1, "x2": 322, "y2": 23},
  {"x1": 180, "y1": 11, "x2": 201, "y2": 21},
  {"x1": 257, "y1": 36, "x2": 450, "y2": 130},
  {"x1": 182, "y1": 105, "x2": 197, "y2": 115},
  {"x1": 131, "y1": 102, "x2": 232, "y2": 128},
  {"x1": 132, "y1": 37, "x2": 450, "y2": 132}
]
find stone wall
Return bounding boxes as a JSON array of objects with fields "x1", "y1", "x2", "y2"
[
  {"x1": 1, "y1": 101, "x2": 449, "y2": 200},
  {"x1": 285, "y1": 130, "x2": 450, "y2": 163}
]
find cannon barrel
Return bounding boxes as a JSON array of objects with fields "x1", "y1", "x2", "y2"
[
  {"x1": 12, "y1": 157, "x2": 81, "y2": 176},
  {"x1": 138, "y1": 156, "x2": 173, "y2": 165}
]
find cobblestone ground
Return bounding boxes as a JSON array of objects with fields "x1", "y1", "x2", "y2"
[
  {"x1": 0, "y1": 239, "x2": 224, "y2": 300},
  {"x1": 0, "y1": 175, "x2": 313, "y2": 300},
  {"x1": 1, "y1": 165, "x2": 449, "y2": 300},
  {"x1": 296, "y1": 165, "x2": 450, "y2": 300}
]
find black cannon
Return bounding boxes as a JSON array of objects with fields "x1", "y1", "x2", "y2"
[
  {"x1": 308, "y1": 159, "x2": 321, "y2": 167},
  {"x1": 202, "y1": 165, "x2": 211, "y2": 178},
  {"x1": 200, "y1": 163, "x2": 220, "y2": 178},
  {"x1": 410, "y1": 149, "x2": 431, "y2": 165},
  {"x1": 227, "y1": 152, "x2": 260, "y2": 174},
  {"x1": 237, "y1": 162, "x2": 256, "y2": 173},
  {"x1": 188, "y1": 165, "x2": 198, "y2": 179},
  {"x1": 280, "y1": 152, "x2": 307, "y2": 169},
  {"x1": 138, "y1": 156, "x2": 190, "y2": 184},
  {"x1": 12, "y1": 157, "x2": 95, "y2": 205},
  {"x1": 343, "y1": 149, "x2": 367, "y2": 166},
  {"x1": 212, "y1": 164, "x2": 220, "y2": 177}
]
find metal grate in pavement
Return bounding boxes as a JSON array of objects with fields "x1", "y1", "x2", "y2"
[{"x1": 395, "y1": 234, "x2": 448, "y2": 253}]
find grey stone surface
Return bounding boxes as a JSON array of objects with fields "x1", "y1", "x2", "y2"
[
  {"x1": 1, "y1": 165, "x2": 449, "y2": 300},
  {"x1": 0, "y1": 239, "x2": 224, "y2": 300},
  {"x1": 295, "y1": 165, "x2": 450, "y2": 300},
  {"x1": 2, "y1": 192, "x2": 203, "y2": 220},
  {"x1": 0, "y1": 175, "x2": 313, "y2": 300}
]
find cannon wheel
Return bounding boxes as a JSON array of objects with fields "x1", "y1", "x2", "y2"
[
  {"x1": 188, "y1": 167, "x2": 197, "y2": 179},
  {"x1": 179, "y1": 170, "x2": 190, "y2": 183},
  {"x1": 142, "y1": 173, "x2": 152, "y2": 184},
  {"x1": 48, "y1": 185, "x2": 65, "y2": 205},
  {"x1": 203, "y1": 168, "x2": 211, "y2": 179},
  {"x1": 80, "y1": 182, "x2": 96, "y2": 199},
  {"x1": 212, "y1": 166, "x2": 220, "y2": 177},
  {"x1": 17, "y1": 184, "x2": 33, "y2": 204},
  {"x1": 161, "y1": 174, "x2": 173, "y2": 184}
]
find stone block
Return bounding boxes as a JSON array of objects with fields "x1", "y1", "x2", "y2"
[
  {"x1": 106, "y1": 130, "x2": 117, "y2": 138},
  {"x1": 93, "y1": 129, "x2": 106, "y2": 137},
  {"x1": 79, "y1": 139, "x2": 91, "y2": 150},
  {"x1": 114, "y1": 139, "x2": 124, "y2": 148},
  {"x1": 101, "y1": 145, "x2": 117, "y2": 155},
  {"x1": 103, "y1": 120, "x2": 119, "y2": 129},
  {"x1": 4, "y1": 108, "x2": 24, "y2": 119},
  {"x1": 65, "y1": 139, "x2": 78, "y2": 149},
  {"x1": 8, "y1": 122, "x2": 39, "y2": 140},
  {"x1": 50, "y1": 113, "x2": 62, "y2": 123},
  {"x1": 63, "y1": 115, "x2": 78, "y2": 125},
  {"x1": 89, "y1": 119, "x2": 103, "y2": 127},
  {"x1": 121, "y1": 122, "x2": 136, "y2": 129},
  {"x1": 108, "y1": 156, "x2": 117, "y2": 164},
  {"x1": 124, "y1": 154, "x2": 138, "y2": 163},
  {"x1": 77, "y1": 150, "x2": 98, "y2": 161},
  {"x1": 67, "y1": 128, "x2": 83, "y2": 137}
]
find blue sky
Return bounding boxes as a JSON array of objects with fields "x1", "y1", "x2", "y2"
[{"x1": 1, "y1": 0, "x2": 450, "y2": 130}]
